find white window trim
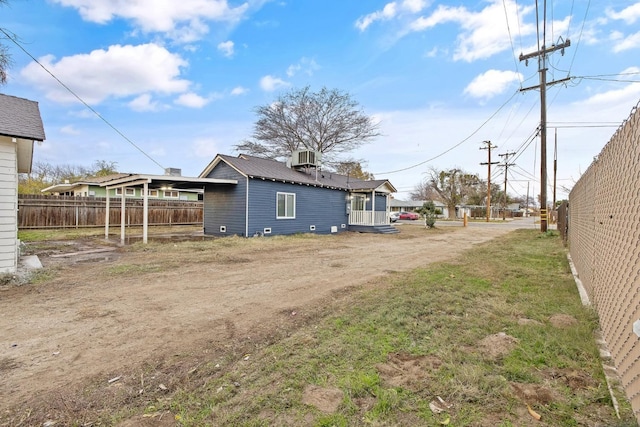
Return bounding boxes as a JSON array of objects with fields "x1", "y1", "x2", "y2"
[
  {"x1": 147, "y1": 189, "x2": 159, "y2": 197},
  {"x1": 276, "y1": 192, "x2": 296, "y2": 219},
  {"x1": 164, "y1": 190, "x2": 179, "y2": 198},
  {"x1": 115, "y1": 188, "x2": 136, "y2": 197}
]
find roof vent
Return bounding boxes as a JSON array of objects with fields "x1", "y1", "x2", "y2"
[
  {"x1": 164, "y1": 168, "x2": 181, "y2": 176},
  {"x1": 291, "y1": 150, "x2": 321, "y2": 168}
]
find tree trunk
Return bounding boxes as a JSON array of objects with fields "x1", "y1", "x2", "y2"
[{"x1": 448, "y1": 203, "x2": 456, "y2": 220}]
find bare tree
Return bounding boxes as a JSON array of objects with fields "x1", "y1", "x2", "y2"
[
  {"x1": 235, "y1": 86, "x2": 380, "y2": 166},
  {"x1": 409, "y1": 179, "x2": 439, "y2": 201},
  {"x1": 0, "y1": 1, "x2": 12, "y2": 84},
  {"x1": 334, "y1": 160, "x2": 374, "y2": 180},
  {"x1": 427, "y1": 168, "x2": 481, "y2": 220}
]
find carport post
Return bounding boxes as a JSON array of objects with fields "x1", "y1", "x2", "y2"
[
  {"x1": 120, "y1": 189, "x2": 126, "y2": 244},
  {"x1": 105, "y1": 191, "x2": 110, "y2": 239},
  {"x1": 143, "y1": 182, "x2": 148, "y2": 244}
]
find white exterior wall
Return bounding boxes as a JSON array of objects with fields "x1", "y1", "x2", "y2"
[{"x1": 0, "y1": 137, "x2": 18, "y2": 273}]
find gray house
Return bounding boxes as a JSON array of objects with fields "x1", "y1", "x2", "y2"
[
  {"x1": 198, "y1": 153, "x2": 397, "y2": 236},
  {"x1": 0, "y1": 94, "x2": 45, "y2": 273}
]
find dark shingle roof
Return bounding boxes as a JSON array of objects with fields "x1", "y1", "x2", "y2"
[
  {"x1": 217, "y1": 154, "x2": 394, "y2": 192},
  {"x1": 0, "y1": 93, "x2": 46, "y2": 141}
]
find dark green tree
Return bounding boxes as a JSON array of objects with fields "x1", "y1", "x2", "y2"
[{"x1": 417, "y1": 201, "x2": 437, "y2": 228}]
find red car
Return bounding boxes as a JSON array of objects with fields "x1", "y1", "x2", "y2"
[{"x1": 398, "y1": 211, "x2": 419, "y2": 220}]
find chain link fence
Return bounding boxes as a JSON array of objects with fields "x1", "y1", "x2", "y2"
[{"x1": 568, "y1": 100, "x2": 640, "y2": 422}]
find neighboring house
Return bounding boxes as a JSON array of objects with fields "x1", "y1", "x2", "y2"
[
  {"x1": 0, "y1": 93, "x2": 45, "y2": 273},
  {"x1": 198, "y1": 153, "x2": 397, "y2": 237},
  {"x1": 42, "y1": 172, "x2": 202, "y2": 200},
  {"x1": 390, "y1": 199, "x2": 448, "y2": 217}
]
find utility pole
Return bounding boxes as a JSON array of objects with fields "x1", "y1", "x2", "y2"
[
  {"x1": 552, "y1": 128, "x2": 558, "y2": 223},
  {"x1": 480, "y1": 140, "x2": 498, "y2": 222},
  {"x1": 526, "y1": 181, "x2": 530, "y2": 218},
  {"x1": 519, "y1": 0, "x2": 570, "y2": 232},
  {"x1": 498, "y1": 152, "x2": 516, "y2": 220}
]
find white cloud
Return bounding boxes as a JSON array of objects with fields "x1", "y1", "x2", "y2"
[
  {"x1": 231, "y1": 86, "x2": 248, "y2": 95},
  {"x1": 60, "y1": 125, "x2": 81, "y2": 135},
  {"x1": 286, "y1": 57, "x2": 319, "y2": 77},
  {"x1": 259, "y1": 75, "x2": 289, "y2": 92},
  {"x1": 401, "y1": 0, "x2": 427, "y2": 14},
  {"x1": 360, "y1": 0, "x2": 535, "y2": 62},
  {"x1": 129, "y1": 94, "x2": 163, "y2": 112},
  {"x1": 464, "y1": 69, "x2": 522, "y2": 99},
  {"x1": 356, "y1": 0, "x2": 429, "y2": 31},
  {"x1": 607, "y1": 3, "x2": 640, "y2": 24},
  {"x1": 20, "y1": 43, "x2": 190, "y2": 105},
  {"x1": 613, "y1": 31, "x2": 640, "y2": 52},
  {"x1": 51, "y1": 0, "x2": 249, "y2": 42},
  {"x1": 175, "y1": 92, "x2": 210, "y2": 108},
  {"x1": 192, "y1": 137, "x2": 220, "y2": 158},
  {"x1": 217, "y1": 40, "x2": 235, "y2": 57},
  {"x1": 461, "y1": 1, "x2": 535, "y2": 62},
  {"x1": 355, "y1": 2, "x2": 398, "y2": 31},
  {"x1": 580, "y1": 67, "x2": 640, "y2": 107}
]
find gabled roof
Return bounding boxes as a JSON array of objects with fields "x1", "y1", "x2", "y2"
[
  {"x1": 200, "y1": 154, "x2": 396, "y2": 193},
  {"x1": 0, "y1": 93, "x2": 46, "y2": 141},
  {"x1": 41, "y1": 173, "x2": 133, "y2": 193}
]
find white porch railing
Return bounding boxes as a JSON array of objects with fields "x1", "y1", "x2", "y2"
[{"x1": 349, "y1": 210, "x2": 390, "y2": 226}]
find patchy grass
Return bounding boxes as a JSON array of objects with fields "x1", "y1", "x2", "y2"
[
  {"x1": 18, "y1": 225, "x2": 202, "y2": 242},
  {"x1": 7, "y1": 229, "x2": 634, "y2": 426},
  {"x1": 140, "y1": 229, "x2": 633, "y2": 426}
]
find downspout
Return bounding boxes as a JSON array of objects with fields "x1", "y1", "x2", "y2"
[{"x1": 245, "y1": 176, "x2": 249, "y2": 237}]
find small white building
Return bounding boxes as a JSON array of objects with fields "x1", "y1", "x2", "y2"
[{"x1": 0, "y1": 94, "x2": 45, "y2": 273}]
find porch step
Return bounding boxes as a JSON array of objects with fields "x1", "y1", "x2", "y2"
[{"x1": 349, "y1": 224, "x2": 400, "y2": 234}]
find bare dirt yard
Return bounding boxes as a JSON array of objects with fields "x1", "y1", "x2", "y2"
[{"x1": 0, "y1": 220, "x2": 531, "y2": 423}]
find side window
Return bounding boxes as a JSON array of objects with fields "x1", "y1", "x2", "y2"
[
  {"x1": 276, "y1": 192, "x2": 296, "y2": 219},
  {"x1": 115, "y1": 188, "x2": 135, "y2": 196}
]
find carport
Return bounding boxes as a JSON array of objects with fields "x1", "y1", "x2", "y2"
[{"x1": 99, "y1": 174, "x2": 237, "y2": 244}]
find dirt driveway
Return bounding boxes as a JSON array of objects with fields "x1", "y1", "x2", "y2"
[{"x1": 0, "y1": 219, "x2": 532, "y2": 414}]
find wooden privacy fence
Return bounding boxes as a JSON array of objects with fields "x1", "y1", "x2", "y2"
[{"x1": 18, "y1": 195, "x2": 203, "y2": 229}]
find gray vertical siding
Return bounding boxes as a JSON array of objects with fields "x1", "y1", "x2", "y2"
[
  {"x1": 203, "y1": 163, "x2": 247, "y2": 236},
  {"x1": 247, "y1": 179, "x2": 349, "y2": 236}
]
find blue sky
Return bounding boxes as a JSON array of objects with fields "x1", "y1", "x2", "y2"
[{"x1": 1, "y1": 0, "x2": 639, "y2": 201}]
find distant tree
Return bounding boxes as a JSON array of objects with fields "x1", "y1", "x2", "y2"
[
  {"x1": 334, "y1": 160, "x2": 374, "y2": 180},
  {"x1": 0, "y1": 1, "x2": 13, "y2": 84},
  {"x1": 18, "y1": 160, "x2": 119, "y2": 194},
  {"x1": 427, "y1": 167, "x2": 481, "y2": 220},
  {"x1": 92, "y1": 160, "x2": 119, "y2": 177},
  {"x1": 235, "y1": 86, "x2": 380, "y2": 167},
  {"x1": 410, "y1": 179, "x2": 439, "y2": 201}
]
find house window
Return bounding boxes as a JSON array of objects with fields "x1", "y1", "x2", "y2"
[
  {"x1": 164, "y1": 190, "x2": 179, "y2": 198},
  {"x1": 351, "y1": 194, "x2": 365, "y2": 211},
  {"x1": 147, "y1": 189, "x2": 159, "y2": 197},
  {"x1": 277, "y1": 192, "x2": 296, "y2": 219},
  {"x1": 115, "y1": 188, "x2": 135, "y2": 196}
]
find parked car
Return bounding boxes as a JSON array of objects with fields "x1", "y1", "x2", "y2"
[
  {"x1": 399, "y1": 211, "x2": 419, "y2": 220},
  {"x1": 389, "y1": 212, "x2": 399, "y2": 222}
]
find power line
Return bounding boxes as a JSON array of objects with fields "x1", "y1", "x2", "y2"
[
  {"x1": 373, "y1": 89, "x2": 521, "y2": 175},
  {"x1": 0, "y1": 27, "x2": 166, "y2": 171}
]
